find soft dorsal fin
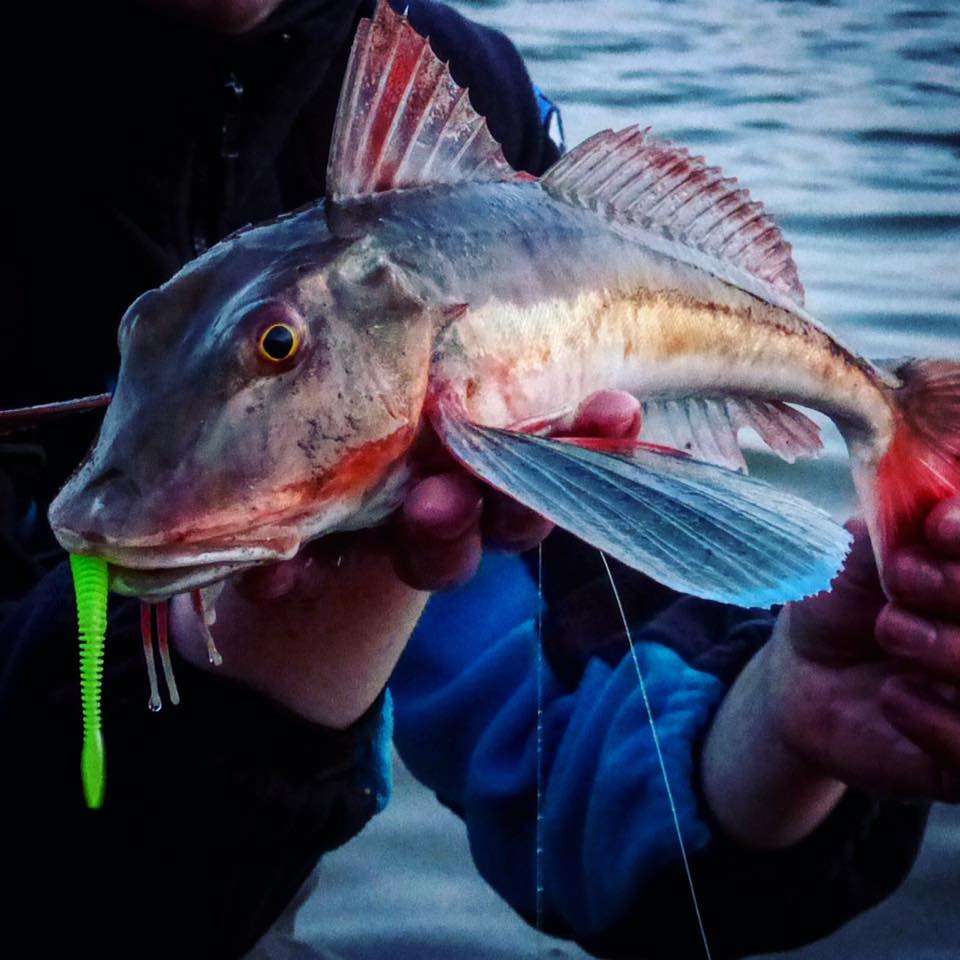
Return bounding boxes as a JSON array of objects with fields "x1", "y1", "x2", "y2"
[
  {"x1": 541, "y1": 125, "x2": 805, "y2": 306},
  {"x1": 327, "y1": 1, "x2": 528, "y2": 203}
]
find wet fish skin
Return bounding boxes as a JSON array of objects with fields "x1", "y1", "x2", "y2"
[
  {"x1": 52, "y1": 175, "x2": 889, "y2": 598},
  {"x1": 49, "y1": 205, "x2": 435, "y2": 589},
  {"x1": 349, "y1": 180, "x2": 896, "y2": 454}
]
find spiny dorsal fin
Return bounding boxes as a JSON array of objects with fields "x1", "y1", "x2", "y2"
[
  {"x1": 327, "y1": 1, "x2": 528, "y2": 203},
  {"x1": 541, "y1": 125, "x2": 805, "y2": 306}
]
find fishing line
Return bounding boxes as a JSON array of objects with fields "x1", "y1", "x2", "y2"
[
  {"x1": 140, "y1": 601, "x2": 162, "y2": 712},
  {"x1": 599, "y1": 551, "x2": 713, "y2": 960},
  {"x1": 155, "y1": 600, "x2": 180, "y2": 706},
  {"x1": 534, "y1": 542, "x2": 545, "y2": 950}
]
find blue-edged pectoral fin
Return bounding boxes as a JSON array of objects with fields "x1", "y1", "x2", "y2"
[{"x1": 432, "y1": 407, "x2": 851, "y2": 609}]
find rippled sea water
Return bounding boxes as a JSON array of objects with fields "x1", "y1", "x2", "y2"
[
  {"x1": 290, "y1": 4, "x2": 960, "y2": 960},
  {"x1": 459, "y1": 0, "x2": 960, "y2": 361}
]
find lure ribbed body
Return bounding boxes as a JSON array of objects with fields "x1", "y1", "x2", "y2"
[{"x1": 69, "y1": 553, "x2": 109, "y2": 810}]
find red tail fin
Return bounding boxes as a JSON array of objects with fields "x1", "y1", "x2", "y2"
[{"x1": 872, "y1": 360, "x2": 960, "y2": 559}]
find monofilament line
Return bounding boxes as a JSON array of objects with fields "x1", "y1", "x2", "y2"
[
  {"x1": 534, "y1": 543, "x2": 545, "y2": 949},
  {"x1": 599, "y1": 551, "x2": 713, "y2": 960}
]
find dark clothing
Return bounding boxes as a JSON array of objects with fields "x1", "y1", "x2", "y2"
[
  {"x1": 0, "y1": 2, "x2": 555, "y2": 956},
  {"x1": 0, "y1": 1, "x2": 927, "y2": 958},
  {"x1": 397, "y1": 542, "x2": 929, "y2": 959},
  {"x1": 540, "y1": 534, "x2": 929, "y2": 956},
  {"x1": 2, "y1": 565, "x2": 388, "y2": 959},
  {"x1": 0, "y1": 0, "x2": 558, "y2": 577}
]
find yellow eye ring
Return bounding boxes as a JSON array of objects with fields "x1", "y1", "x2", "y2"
[{"x1": 258, "y1": 322, "x2": 301, "y2": 363}]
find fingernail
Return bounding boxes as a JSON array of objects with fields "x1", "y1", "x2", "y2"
[{"x1": 883, "y1": 608, "x2": 937, "y2": 653}]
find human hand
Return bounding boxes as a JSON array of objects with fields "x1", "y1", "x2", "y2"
[
  {"x1": 391, "y1": 389, "x2": 643, "y2": 589},
  {"x1": 771, "y1": 503, "x2": 960, "y2": 802},
  {"x1": 171, "y1": 390, "x2": 642, "y2": 727},
  {"x1": 703, "y1": 502, "x2": 960, "y2": 849}
]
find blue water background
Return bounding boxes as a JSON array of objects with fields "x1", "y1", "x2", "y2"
[
  {"x1": 460, "y1": 0, "x2": 959, "y2": 362},
  {"x1": 455, "y1": 0, "x2": 960, "y2": 517}
]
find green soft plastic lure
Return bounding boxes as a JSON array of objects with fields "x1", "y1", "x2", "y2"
[{"x1": 69, "y1": 554, "x2": 109, "y2": 810}]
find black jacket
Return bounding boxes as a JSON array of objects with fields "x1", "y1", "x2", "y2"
[
  {"x1": 0, "y1": 2, "x2": 556, "y2": 957},
  {"x1": 0, "y1": 0, "x2": 558, "y2": 581}
]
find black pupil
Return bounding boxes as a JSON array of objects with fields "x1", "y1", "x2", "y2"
[{"x1": 262, "y1": 325, "x2": 295, "y2": 360}]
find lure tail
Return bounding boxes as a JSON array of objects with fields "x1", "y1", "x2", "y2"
[
  {"x1": 69, "y1": 554, "x2": 109, "y2": 810},
  {"x1": 855, "y1": 359, "x2": 960, "y2": 565}
]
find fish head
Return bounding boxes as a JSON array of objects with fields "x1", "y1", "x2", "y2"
[{"x1": 50, "y1": 207, "x2": 435, "y2": 598}]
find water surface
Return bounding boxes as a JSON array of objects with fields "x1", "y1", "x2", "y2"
[{"x1": 459, "y1": 0, "x2": 960, "y2": 362}]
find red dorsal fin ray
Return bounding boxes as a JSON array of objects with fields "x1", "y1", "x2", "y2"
[
  {"x1": 541, "y1": 125, "x2": 805, "y2": 307},
  {"x1": 326, "y1": 1, "x2": 528, "y2": 203}
]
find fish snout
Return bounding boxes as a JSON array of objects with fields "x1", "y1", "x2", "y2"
[{"x1": 49, "y1": 461, "x2": 147, "y2": 553}]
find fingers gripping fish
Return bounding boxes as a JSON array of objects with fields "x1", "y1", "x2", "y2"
[{"x1": 7, "y1": 3, "x2": 958, "y2": 801}]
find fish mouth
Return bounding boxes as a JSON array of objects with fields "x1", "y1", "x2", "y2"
[
  {"x1": 107, "y1": 560, "x2": 260, "y2": 601},
  {"x1": 54, "y1": 527, "x2": 299, "y2": 600}
]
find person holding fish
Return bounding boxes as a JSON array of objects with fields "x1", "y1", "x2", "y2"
[{"x1": 1, "y1": 0, "x2": 957, "y2": 958}]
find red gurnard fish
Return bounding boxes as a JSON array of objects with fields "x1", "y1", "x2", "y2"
[{"x1": 34, "y1": 2, "x2": 960, "y2": 616}]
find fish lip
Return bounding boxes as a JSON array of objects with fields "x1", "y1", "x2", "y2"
[
  {"x1": 108, "y1": 560, "x2": 255, "y2": 601},
  {"x1": 53, "y1": 526, "x2": 298, "y2": 569},
  {"x1": 53, "y1": 527, "x2": 299, "y2": 601}
]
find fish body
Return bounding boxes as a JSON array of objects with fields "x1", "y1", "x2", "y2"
[
  {"x1": 46, "y1": 2, "x2": 960, "y2": 607},
  {"x1": 340, "y1": 181, "x2": 896, "y2": 451}
]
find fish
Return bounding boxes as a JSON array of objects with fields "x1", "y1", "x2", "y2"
[{"x1": 41, "y1": 0, "x2": 960, "y2": 616}]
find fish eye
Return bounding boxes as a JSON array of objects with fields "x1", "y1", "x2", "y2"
[{"x1": 258, "y1": 322, "x2": 301, "y2": 363}]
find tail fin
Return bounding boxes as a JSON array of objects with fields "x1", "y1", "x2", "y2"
[{"x1": 862, "y1": 359, "x2": 960, "y2": 562}]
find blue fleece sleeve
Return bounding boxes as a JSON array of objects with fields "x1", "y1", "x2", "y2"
[{"x1": 391, "y1": 552, "x2": 725, "y2": 941}]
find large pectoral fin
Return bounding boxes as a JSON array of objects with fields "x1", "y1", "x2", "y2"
[{"x1": 433, "y1": 406, "x2": 851, "y2": 608}]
